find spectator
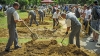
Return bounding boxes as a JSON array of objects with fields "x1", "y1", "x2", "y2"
[
  {"x1": 0, "y1": 4, "x2": 2, "y2": 11},
  {"x1": 83, "y1": 6, "x2": 92, "y2": 36},
  {"x1": 90, "y1": 1, "x2": 99, "y2": 42}
]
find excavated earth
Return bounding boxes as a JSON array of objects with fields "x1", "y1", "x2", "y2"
[{"x1": 0, "y1": 40, "x2": 97, "y2": 56}]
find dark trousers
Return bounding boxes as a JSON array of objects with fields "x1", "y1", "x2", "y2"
[
  {"x1": 69, "y1": 25, "x2": 81, "y2": 48},
  {"x1": 53, "y1": 19, "x2": 59, "y2": 28},
  {"x1": 83, "y1": 19, "x2": 92, "y2": 35},
  {"x1": 39, "y1": 15, "x2": 44, "y2": 22},
  {"x1": 5, "y1": 26, "x2": 18, "y2": 50},
  {"x1": 30, "y1": 16, "x2": 38, "y2": 26}
]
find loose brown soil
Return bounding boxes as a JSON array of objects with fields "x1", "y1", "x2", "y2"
[
  {"x1": 0, "y1": 40, "x2": 97, "y2": 56},
  {"x1": 0, "y1": 16, "x2": 97, "y2": 56}
]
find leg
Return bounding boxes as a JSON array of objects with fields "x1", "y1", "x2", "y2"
[
  {"x1": 29, "y1": 18, "x2": 34, "y2": 26},
  {"x1": 14, "y1": 28, "x2": 18, "y2": 47},
  {"x1": 56, "y1": 19, "x2": 59, "y2": 26},
  {"x1": 88, "y1": 21, "x2": 92, "y2": 36},
  {"x1": 39, "y1": 15, "x2": 41, "y2": 22},
  {"x1": 53, "y1": 19, "x2": 55, "y2": 29},
  {"x1": 42, "y1": 15, "x2": 44, "y2": 23},
  {"x1": 5, "y1": 27, "x2": 15, "y2": 50},
  {"x1": 33, "y1": 16, "x2": 38, "y2": 26},
  {"x1": 75, "y1": 26, "x2": 81, "y2": 48},
  {"x1": 69, "y1": 28, "x2": 77, "y2": 44}
]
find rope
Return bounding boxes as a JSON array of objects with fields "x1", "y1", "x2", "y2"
[{"x1": 89, "y1": 24, "x2": 100, "y2": 34}]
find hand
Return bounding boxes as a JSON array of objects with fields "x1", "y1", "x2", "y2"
[{"x1": 65, "y1": 32, "x2": 68, "y2": 35}]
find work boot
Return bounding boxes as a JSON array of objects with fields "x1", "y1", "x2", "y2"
[{"x1": 14, "y1": 46, "x2": 21, "y2": 49}]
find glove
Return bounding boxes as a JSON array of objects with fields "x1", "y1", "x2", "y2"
[{"x1": 65, "y1": 32, "x2": 68, "y2": 35}]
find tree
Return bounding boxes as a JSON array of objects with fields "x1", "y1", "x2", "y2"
[{"x1": 18, "y1": 0, "x2": 29, "y2": 10}]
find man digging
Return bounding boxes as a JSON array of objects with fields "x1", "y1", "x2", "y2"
[{"x1": 61, "y1": 12, "x2": 81, "y2": 48}]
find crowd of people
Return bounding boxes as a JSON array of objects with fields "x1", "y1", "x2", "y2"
[{"x1": 3, "y1": 0, "x2": 100, "y2": 52}]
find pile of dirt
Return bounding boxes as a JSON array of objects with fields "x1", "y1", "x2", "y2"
[
  {"x1": 4, "y1": 40, "x2": 97, "y2": 56},
  {"x1": 0, "y1": 28, "x2": 8, "y2": 37}
]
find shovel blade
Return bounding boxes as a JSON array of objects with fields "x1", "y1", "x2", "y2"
[{"x1": 31, "y1": 33, "x2": 38, "y2": 41}]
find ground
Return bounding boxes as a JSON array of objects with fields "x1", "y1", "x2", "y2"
[{"x1": 0, "y1": 14, "x2": 99, "y2": 56}]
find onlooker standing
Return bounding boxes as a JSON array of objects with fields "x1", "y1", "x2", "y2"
[
  {"x1": 0, "y1": 4, "x2": 2, "y2": 11},
  {"x1": 84, "y1": 6, "x2": 92, "y2": 36},
  {"x1": 61, "y1": 12, "x2": 81, "y2": 48},
  {"x1": 75, "y1": 4, "x2": 81, "y2": 21},
  {"x1": 90, "y1": 1, "x2": 99, "y2": 42},
  {"x1": 5, "y1": 2, "x2": 23, "y2": 52}
]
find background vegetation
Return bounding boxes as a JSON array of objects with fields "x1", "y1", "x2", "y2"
[{"x1": 0, "y1": 0, "x2": 100, "y2": 6}]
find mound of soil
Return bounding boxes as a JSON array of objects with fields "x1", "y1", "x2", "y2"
[
  {"x1": 4, "y1": 40, "x2": 97, "y2": 56},
  {"x1": 39, "y1": 22, "x2": 50, "y2": 25},
  {"x1": 0, "y1": 28, "x2": 8, "y2": 37}
]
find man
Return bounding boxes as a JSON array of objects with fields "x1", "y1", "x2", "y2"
[
  {"x1": 38, "y1": 9, "x2": 44, "y2": 23},
  {"x1": 61, "y1": 12, "x2": 81, "y2": 48},
  {"x1": 84, "y1": 6, "x2": 92, "y2": 36},
  {"x1": 27, "y1": 10, "x2": 38, "y2": 26},
  {"x1": 75, "y1": 4, "x2": 81, "y2": 21},
  {"x1": 5, "y1": 2, "x2": 23, "y2": 52},
  {"x1": 90, "y1": 1, "x2": 99, "y2": 42},
  {"x1": 52, "y1": 9, "x2": 61, "y2": 29}
]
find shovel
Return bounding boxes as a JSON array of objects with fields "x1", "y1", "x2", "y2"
[
  {"x1": 59, "y1": 34, "x2": 68, "y2": 46},
  {"x1": 22, "y1": 20, "x2": 38, "y2": 40}
]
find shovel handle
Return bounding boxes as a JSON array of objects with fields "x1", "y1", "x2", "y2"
[
  {"x1": 61, "y1": 35, "x2": 67, "y2": 43},
  {"x1": 22, "y1": 21, "x2": 33, "y2": 34}
]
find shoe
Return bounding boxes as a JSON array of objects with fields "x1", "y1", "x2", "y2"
[
  {"x1": 89, "y1": 39, "x2": 95, "y2": 42},
  {"x1": 5, "y1": 49, "x2": 12, "y2": 52},
  {"x1": 96, "y1": 43, "x2": 100, "y2": 47},
  {"x1": 14, "y1": 46, "x2": 21, "y2": 49},
  {"x1": 36, "y1": 24, "x2": 39, "y2": 26}
]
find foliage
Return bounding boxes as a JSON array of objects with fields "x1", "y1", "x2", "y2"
[
  {"x1": 0, "y1": 12, "x2": 5, "y2": 17},
  {"x1": 18, "y1": 0, "x2": 29, "y2": 6},
  {"x1": 0, "y1": 0, "x2": 100, "y2": 7}
]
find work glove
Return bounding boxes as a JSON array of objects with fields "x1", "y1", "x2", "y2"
[{"x1": 65, "y1": 32, "x2": 68, "y2": 35}]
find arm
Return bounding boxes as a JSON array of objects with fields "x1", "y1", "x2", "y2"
[
  {"x1": 66, "y1": 27, "x2": 70, "y2": 32},
  {"x1": 65, "y1": 19, "x2": 71, "y2": 34},
  {"x1": 13, "y1": 11, "x2": 23, "y2": 23}
]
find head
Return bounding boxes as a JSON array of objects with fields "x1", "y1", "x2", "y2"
[
  {"x1": 13, "y1": 2, "x2": 20, "y2": 10},
  {"x1": 93, "y1": 0, "x2": 98, "y2": 5},
  {"x1": 87, "y1": 6, "x2": 90, "y2": 10},
  {"x1": 56, "y1": 9, "x2": 60, "y2": 13},
  {"x1": 61, "y1": 13, "x2": 66, "y2": 19},
  {"x1": 84, "y1": 4, "x2": 87, "y2": 10}
]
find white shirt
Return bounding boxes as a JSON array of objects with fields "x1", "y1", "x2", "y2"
[
  {"x1": 85, "y1": 9, "x2": 91, "y2": 19},
  {"x1": 5, "y1": 10, "x2": 19, "y2": 20},
  {"x1": 53, "y1": 12, "x2": 60, "y2": 19},
  {"x1": 13, "y1": 11, "x2": 19, "y2": 20},
  {"x1": 65, "y1": 19, "x2": 71, "y2": 27}
]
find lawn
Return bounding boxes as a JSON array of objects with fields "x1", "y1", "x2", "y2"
[
  {"x1": 0, "y1": 10, "x2": 69, "y2": 45},
  {"x1": 0, "y1": 10, "x2": 28, "y2": 28},
  {"x1": 0, "y1": 37, "x2": 69, "y2": 45}
]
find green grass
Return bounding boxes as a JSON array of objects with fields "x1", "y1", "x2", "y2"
[
  {"x1": 0, "y1": 37, "x2": 68, "y2": 45},
  {"x1": 56, "y1": 38, "x2": 69, "y2": 45},
  {"x1": 0, "y1": 11, "x2": 28, "y2": 28},
  {"x1": 18, "y1": 11, "x2": 28, "y2": 19},
  {"x1": 0, "y1": 17, "x2": 7, "y2": 28},
  {"x1": 0, "y1": 38, "x2": 31, "y2": 43}
]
